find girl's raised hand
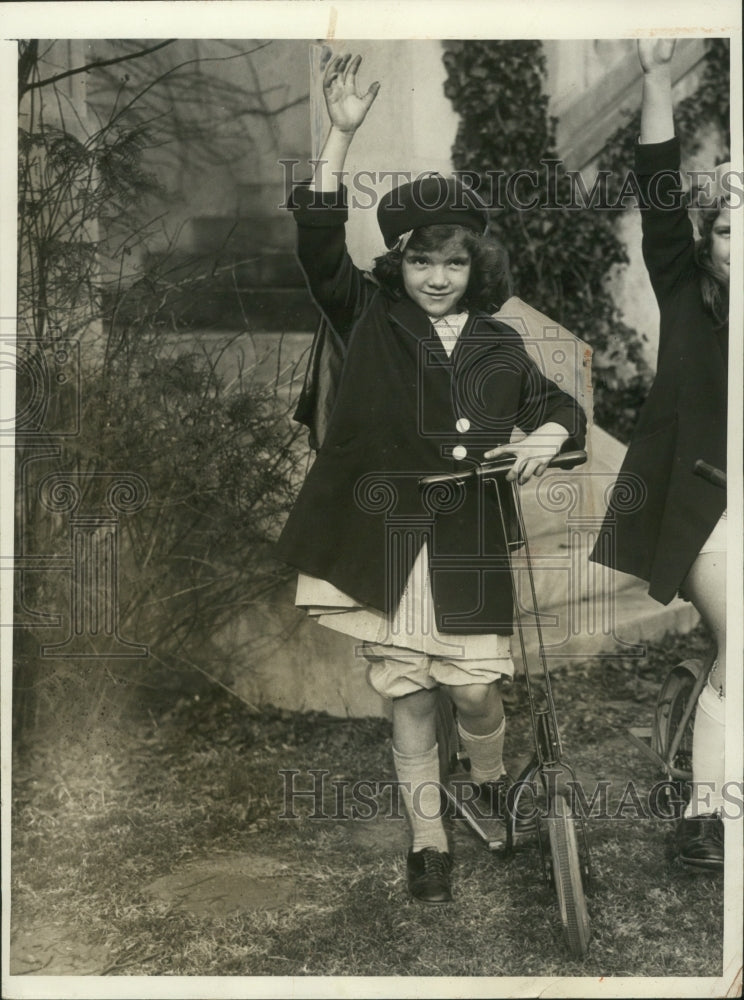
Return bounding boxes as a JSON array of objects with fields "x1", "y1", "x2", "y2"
[
  {"x1": 637, "y1": 38, "x2": 676, "y2": 74},
  {"x1": 323, "y1": 53, "x2": 380, "y2": 134}
]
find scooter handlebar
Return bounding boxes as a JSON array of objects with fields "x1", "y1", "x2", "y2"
[
  {"x1": 418, "y1": 449, "x2": 588, "y2": 487},
  {"x1": 693, "y1": 459, "x2": 726, "y2": 490}
]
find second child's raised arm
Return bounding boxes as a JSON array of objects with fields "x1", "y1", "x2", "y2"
[
  {"x1": 635, "y1": 39, "x2": 696, "y2": 304},
  {"x1": 638, "y1": 39, "x2": 675, "y2": 145}
]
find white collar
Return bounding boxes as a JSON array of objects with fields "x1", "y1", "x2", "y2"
[
  {"x1": 429, "y1": 312, "x2": 468, "y2": 357},
  {"x1": 429, "y1": 311, "x2": 468, "y2": 328}
]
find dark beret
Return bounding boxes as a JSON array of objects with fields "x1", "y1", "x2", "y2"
[{"x1": 377, "y1": 173, "x2": 489, "y2": 248}]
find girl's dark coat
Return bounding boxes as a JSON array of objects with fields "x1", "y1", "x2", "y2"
[
  {"x1": 275, "y1": 185, "x2": 586, "y2": 635},
  {"x1": 590, "y1": 137, "x2": 727, "y2": 603}
]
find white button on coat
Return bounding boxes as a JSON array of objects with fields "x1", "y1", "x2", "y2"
[
  {"x1": 452, "y1": 445, "x2": 468, "y2": 461},
  {"x1": 455, "y1": 417, "x2": 471, "y2": 433}
]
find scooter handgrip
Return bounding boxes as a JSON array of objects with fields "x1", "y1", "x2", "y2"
[
  {"x1": 548, "y1": 449, "x2": 587, "y2": 470},
  {"x1": 693, "y1": 459, "x2": 726, "y2": 489}
]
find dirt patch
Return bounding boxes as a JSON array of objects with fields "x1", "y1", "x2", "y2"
[
  {"x1": 143, "y1": 853, "x2": 306, "y2": 916},
  {"x1": 10, "y1": 923, "x2": 111, "y2": 976}
]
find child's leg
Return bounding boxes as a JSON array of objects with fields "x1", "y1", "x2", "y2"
[
  {"x1": 363, "y1": 644, "x2": 448, "y2": 854},
  {"x1": 364, "y1": 645, "x2": 453, "y2": 901},
  {"x1": 676, "y1": 547, "x2": 726, "y2": 868},
  {"x1": 687, "y1": 678, "x2": 726, "y2": 817},
  {"x1": 681, "y1": 548, "x2": 726, "y2": 815},
  {"x1": 391, "y1": 688, "x2": 448, "y2": 853},
  {"x1": 444, "y1": 680, "x2": 506, "y2": 784}
]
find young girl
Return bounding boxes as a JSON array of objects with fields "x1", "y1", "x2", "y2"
[
  {"x1": 591, "y1": 39, "x2": 730, "y2": 869},
  {"x1": 276, "y1": 52, "x2": 586, "y2": 903}
]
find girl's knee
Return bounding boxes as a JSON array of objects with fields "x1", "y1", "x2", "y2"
[
  {"x1": 445, "y1": 681, "x2": 498, "y2": 715},
  {"x1": 682, "y1": 552, "x2": 726, "y2": 638},
  {"x1": 393, "y1": 686, "x2": 439, "y2": 719}
]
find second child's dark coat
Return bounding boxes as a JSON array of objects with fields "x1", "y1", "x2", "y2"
[
  {"x1": 275, "y1": 185, "x2": 587, "y2": 635},
  {"x1": 590, "y1": 137, "x2": 727, "y2": 603}
]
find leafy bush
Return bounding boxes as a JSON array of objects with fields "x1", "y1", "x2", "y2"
[{"x1": 14, "y1": 41, "x2": 304, "y2": 736}]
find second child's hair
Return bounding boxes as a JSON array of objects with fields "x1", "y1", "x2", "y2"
[
  {"x1": 372, "y1": 224, "x2": 512, "y2": 313},
  {"x1": 693, "y1": 203, "x2": 729, "y2": 326}
]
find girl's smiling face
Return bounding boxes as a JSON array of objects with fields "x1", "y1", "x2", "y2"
[
  {"x1": 709, "y1": 208, "x2": 730, "y2": 282},
  {"x1": 401, "y1": 240, "x2": 471, "y2": 317}
]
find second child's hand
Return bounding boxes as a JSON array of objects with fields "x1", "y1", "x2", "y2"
[{"x1": 637, "y1": 38, "x2": 676, "y2": 74}]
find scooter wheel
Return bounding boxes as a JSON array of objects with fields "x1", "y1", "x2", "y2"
[
  {"x1": 652, "y1": 660, "x2": 702, "y2": 777},
  {"x1": 435, "y1": 690, "x2": 461, "y2": 779},
  {"x1": 546, "y1": 791, "x2": 591, "y2": 958}
]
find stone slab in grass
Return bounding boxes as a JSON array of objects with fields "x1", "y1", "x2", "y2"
[
  {"x1": 10, "y1": 923, "x2": 111, "y2": 976},
  {"x1": 144, "y1": 853, "x2": 305, "y2": 916}
]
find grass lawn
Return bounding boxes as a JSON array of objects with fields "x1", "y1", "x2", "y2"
[{"x1": 10, "y1": 626, "x2": 729, "y2": 983}]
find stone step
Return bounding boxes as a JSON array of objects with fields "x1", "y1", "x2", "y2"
[
  {"x1": 235, "y1": 180, "x2": 295, "y2": 216},
  {"x1": 189, "y1": 215, "x2": 296, "y2": 253},
  {"x1": 145, "y1": 241, "x2": 301, "y2": 284},
  {"x1": 147, "y1": 286, "x2": 317, "y2": 332}
]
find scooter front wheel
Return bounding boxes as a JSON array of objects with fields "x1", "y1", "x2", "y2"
[
  {"x1": 652, "y1": 659, "x2": 702, "y2": 778},
  {"x1": 546, "y1": 791, "x2": 591, "y2": 958},
  {"x1": 435, "y1": 690, "x2": 461, "y2": 780}
]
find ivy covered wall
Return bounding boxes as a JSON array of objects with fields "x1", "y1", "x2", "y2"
[{"x1": 441, "y1": 39, "x2": 730, "y2": 443}]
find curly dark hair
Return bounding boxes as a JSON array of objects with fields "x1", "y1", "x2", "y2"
[
  {"x1": 372, "y1": 224, "x2": 512, "y2": 313},
  {"x1": 694, "y1": 204, "x2": 729, "y2": 326}
]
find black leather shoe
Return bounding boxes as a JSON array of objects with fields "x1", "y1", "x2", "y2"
[
  {"x1": 675, "y1": 814, "x2": 724, "y2": 871},
  {"x1": 407, "y1": 848, "x2": 453, "y2": 903}
]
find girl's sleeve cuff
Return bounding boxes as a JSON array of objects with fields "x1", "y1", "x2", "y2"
[
  {"x1": 635, "y1": 135, "x2": 681, "y2": 174},
  {"x1": 288, "y1": 182, "x2": 349, "y2": 225}
]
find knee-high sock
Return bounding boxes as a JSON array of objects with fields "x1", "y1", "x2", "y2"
[
  {"x1": 457, "y1": 717, "x2": 506, "y2": 785},
  {"x1": 393, "y1": 743, "x2": 448, "y2": 853},
  {"x1": 685, "y1": 678, "x2": 726, "y2": 818}
]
